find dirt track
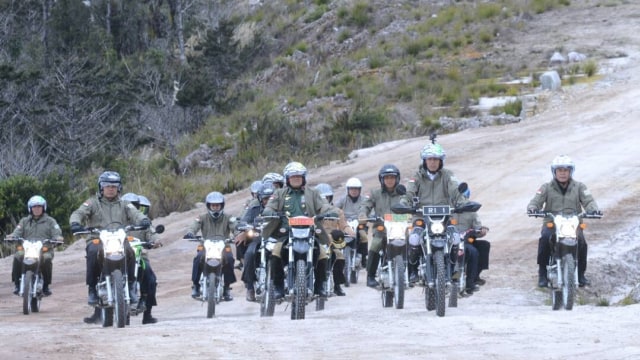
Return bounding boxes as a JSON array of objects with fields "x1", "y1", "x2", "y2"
[{"x1": 2, "y1": 2, "x2": 640, "y2": 359}]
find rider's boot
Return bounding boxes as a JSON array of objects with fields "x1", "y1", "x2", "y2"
[
  {"x1": 42, "y1": 284, "x2": 52, "y2": 296},
  {"x1": 142, "y1": 306, "x2": 158, "y2": 324},
  {"x1": 13, "y1": 281, "x2": 20, "y2": 296},
  {"x1": 223, "y1": 284, "x2": 233, "y2": 301},
  {"x1": 366, "y1": 251, "x2": 380, "y2": 287},
  {"x1": 83, "y1": 307, "x2": 101, "y2": 324},
  {"x1": 271, "y1": 257, "x2": 285, "y2": 299},
  {"x1": 314, "y1": 259, "x2": 328, "y2": 299},
  {"x1": 88, "y1": 287, "x2": 98, "y2": 305},
  {"x1": 334, "y1": 283, "x2": 346, "y2": 296},
  {"x1": 538, "y1": 264, "x2": 548, "y2": 288},
  {"x1": 128, "y1": 282, "x2": 138, "y2": 304},
  {"x1": 191, "y1": 283, "x2": 200, "y2": 299}
]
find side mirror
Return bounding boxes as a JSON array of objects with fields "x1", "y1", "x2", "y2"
[
  {"x1": 391, "y1": 204, "x2": 413, "y2": 214},
  {"x1": 155, "y1": 225, "x2": 165, "y2": 234},
  {"x1": 453, "y1": 201, "x2": 482, "y2": 214},
  {"x1": 396, "y1": 184, "x2": 406, "y2": 196}
]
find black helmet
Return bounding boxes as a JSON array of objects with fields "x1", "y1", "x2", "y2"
[
  {"x1": 378, "y1": 164, "x2": 400, "y2": 188},
  {"x1": 98, "y1": 171, "x2": 122, "y2": 196}
]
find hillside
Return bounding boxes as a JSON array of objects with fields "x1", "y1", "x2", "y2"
[{"x1": 1, "y1": 1, "x2": 640, "y2": 359}]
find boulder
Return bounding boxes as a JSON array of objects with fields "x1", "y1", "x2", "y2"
[{"x1": 540, "y1": 71, "x2": 561, "y2": 91}]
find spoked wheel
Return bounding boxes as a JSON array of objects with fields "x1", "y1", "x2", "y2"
[
  {"x1": 102, "y1": 307, "x2": 114, "y2": 327},
  {"x1": 393, "y1": 255, "x2": 405, "y2": 309},
  {"x1": 261, "y1": 262, "x2": 276, "y2": 317},
  {"x1": 206, "y1": 273, "x2": 217, "y2": 318},
  {"x1": 434, "y1": 250, "x2": 446, "y2": 317},
  {"x1": 112, "y1": 270, "x2": 126, "y2": 328},
  {"x1": 426, "y1": 287, "x2": 436, "y2": 311},
  {"x1": 449, "y1": 281, "x2": 459, "y2": 308},
  {"x1": 22, "y1": 271, "x2": 34, "y2": 315},
  {"x1": 552, "y1": 289, "x2": 563, "y2": 310},
  {"x1": 291, "y1": 259, "x2": 307, "y2": 320},
  {"x1": 562, "y1": 254, "x2": 576, "y2": 310}
]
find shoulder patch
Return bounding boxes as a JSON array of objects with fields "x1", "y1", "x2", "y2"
[
  {"x1": 408, "y1": 178, "x2": 416, "y2": 183},
  {"x1": 54, "y1": 224, "x2": 60, "y2": 230},
  {"x1": 535, "y1": 188, "x2": 543, "y2": 194},
  {"x1": 126, "y1": 203, "x2": 137, "y2": 210},
  {"x1": 83, "y1": 201, "x2": 91, "y2": 207},
  {"x1": 229, "y1": 216, "x2": 237, "y2": 222}
]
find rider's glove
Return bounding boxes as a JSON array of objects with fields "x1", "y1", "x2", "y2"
[
  {"x1": 526, "y1": 209, "x2": 536, "y2": 215},
  {"x1": 588, "y1": 210, "x2": 603, "y2": 216},
  {"x1": 71, "y1": 222, "x2": 86, "y2": 233},
  {"x1": 138, "y1": 218, "x2": 152, "y2": 227},
  {"x1": 184, "y1": 232, "x2": 195, "y2": 239}
]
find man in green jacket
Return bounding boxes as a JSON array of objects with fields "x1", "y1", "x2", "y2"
[
  {"x1": 9, "y1": 195, "x2": 64, "y2": 296},
  {"x1": 527, "y1": 155, "x2": 601, "y2": 287}
]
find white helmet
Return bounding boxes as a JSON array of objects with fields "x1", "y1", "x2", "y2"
[
  {"x1": 550, "y1": 155, "x2": 575, "y2": 178},
  {"x1": 205, "y1": 191, "x2": 225, "y2": 219},
  {"x1": 345, "y1": 177, "x2": 362, "y2": 189},
  {"x1": 283, "y1": 162, "x2": 307, "y2": 186},
  {"x1": 27, "y1": 195, "x2": 47, "y2": 214}
]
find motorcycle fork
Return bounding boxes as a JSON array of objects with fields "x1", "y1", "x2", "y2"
[{"x1": 423, "y1": 236, "x2": 435, "y2": 287}]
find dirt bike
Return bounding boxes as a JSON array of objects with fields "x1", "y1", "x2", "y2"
[
  {"x1": 364, "y1": 213, "x2": 411, "y2": 310},
  {"x1": 128, "y1": 224, "x2": 164, "y2": 316},
  {"x1": 187, "y1": 235, "x2": 232, "y2": 318},
  {"x1": 3, "y1": 237, "x2": 63, "y2": 315},
  {"x1": 393, "y1": 200, "x2": 481, "y2": 317},
  {"x1": 74, "y1": 222, "x2": 149, "y2": 328},
  {"x1": 274, "y1": 215, "x2": 328, "y2": 320},
  {"x1": 343, "y1": 219, "x2": 364, "y2": 286},
  {"x1": 528, "y1": 210, "x2": 602, "y2": 310},
  {"x1": 236, "y1": 217, "x2": 278, "y2": 317}
]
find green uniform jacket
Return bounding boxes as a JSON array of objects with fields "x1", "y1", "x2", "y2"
[
  {"x1": 11, "y1": 214, "x2": 63, "y2": 241},
  {"x1": 527, "y1": 178, "x2": 599, "y2": 223},
  {"x1": 359, "y1": 186, "x2": 406, "y2": 219},
  {"x1": 404, "y1": 166, "x2": 466, "y2": 208},
  {"x1": 262, "y1": 186, "x2": 337, "y2": 245},
  {"x1": 70, "y1": 194, "x2": 148, "y2": 231},
  {"x1": 335, "y1": 194, "x2": 365, "y2": 220},
  {"x1": 453, "y1": 212, "x2": 483, "y2": 233},
  {"x1": 187, "y1": 212, "x2": 237, "y2": 240}
]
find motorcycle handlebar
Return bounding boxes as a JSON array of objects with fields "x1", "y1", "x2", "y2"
[
  {"x1": 528, "y1": 211, "x2": 603, "y2": 219},
  {"x1": 3, "y1": 237, "x2": 63, "y2": 245}
]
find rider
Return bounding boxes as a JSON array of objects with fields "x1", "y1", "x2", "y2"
[
  {"x1": 358, "y1": 164, "x2": 407, "y2": 288},
  {"x1": 185, "y1": 191, "x2": 237, "y2": 301},
  {"x1": 316, "y1": 183, "x2": 355, "y2": 297},
  {"x1": 527, "y1": 155, "x2": 601, "y2": 288},
  {"x1": 70, "y1": 171, "x2": 150, "y2": 322},
  {"x1": 9, "y1": 195, "x2": 64, "y2": 296},
  {"x1": 262, "y1": 161, "x2": 338, "y2": 299},
  {"x1": 238, "y1": 180, "x2": 265, "y2": 270},
  {"x1": 335, "y1": 177, "x2": 370, "y2": 270},
  {"x1": 240, "y1": 182, "x2": 275, "y2": 301},
  {"x1": 403, "y1": 141, "x2": 467, "y2": 285},
  {"x1": 123, "y1": 193, "x2": 162, "y2": 324},
  {"x1": 453, "y1": 183, "x2": 490, "y2": 294}
]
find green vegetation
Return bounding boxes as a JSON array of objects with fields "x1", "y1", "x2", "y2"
[{"x1": 0, "y1": 0, "x2": 583, "y2": 239}]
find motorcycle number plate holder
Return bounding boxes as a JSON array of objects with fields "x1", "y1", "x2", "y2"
[
  {"x1": 422, "y1": 205, "x2": 451, "y2": 216},
  {"x1": 289, "y1": 216, "x2": 315, "y2": 226}
]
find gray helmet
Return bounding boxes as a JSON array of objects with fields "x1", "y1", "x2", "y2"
[
  {"x1": 121, "y1": 192, "x2": 139, "y2": 206},
  {"x1": 98, "y1": 171, "x2": 122, "y2": 195},
  {"x1": 205, "y1": 191, "x2": 225, "y2": 219},
  {"x1": 420, "y1": 143, "x2": 446, "y2": 170},
  {"x1": 315, "y1": 183, "x2": 333, "y2": 197},
  {"x1": 378, "y1": 164, "x2": 400, "y2": 188},
  {"x1": 257, "y1": 183, "x2": 275, "y2": 203},
  {"x1": 250, "y1": 180, "x2": 263, "y2": 195},
  {"x1": 283, "y1": 162, "x2": 307, "y2": 187},
  {"x1": 137, "y1": 195, "x2": 151, "y2": 215},
  {"x1": 262, "y1": 172, "x2": 285, "y2": 187},
  {"x1": 27, "y1": 195, "x2": 47, "y2": 214}
]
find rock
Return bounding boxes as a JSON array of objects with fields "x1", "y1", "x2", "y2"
[{"x1": 540, "y1": 71, "x2": 561, "y2": 91}]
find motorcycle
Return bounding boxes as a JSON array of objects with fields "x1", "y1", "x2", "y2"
[
  {"x1": 74, "y1": 222, "x2": 150, "y2": 328},
  {"x1": 128, "y1": 224, "x2": 164, "y2": 316},
  {"x1": 187, "y1": 235, "x2": 233, "y2": 318},
  {"x1": 236, "y1": 217, "x2": 278, "y2": 317},
  {"x1": 453, "y1": 227, "x2": 485, "y2": 298},
  {"x1": 343, "y1": 219, "x2": 364, "y2": 286},
  {"x1": 363, "y1": 213, "x2": 411, "y2": 310},
  {"x1": 4, "y1": 237, "x2": 63, "y2": 315},
  {"x1": 273, "y1": 214, "x2": 328, "y2": 320},
  {"x1": 393, "y1": 200, "x2": 481, "y2": 317},
  {"x1": 528, "y1": 210, "x2": 602, "y2": 310}
]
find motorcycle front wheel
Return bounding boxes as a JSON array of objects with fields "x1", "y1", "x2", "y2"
[
  {"x1": 343, "y1": 248, "x2": 352, "y2": 287},
  {"x1": 291, "y1": 259, "x2": 307, "y2": 320},
  {"x1": 112, "y1": 270, "x2": 126, "y2": 328},
  {"x1": 434, "y1": 250, "x2": 446, "y2": 317},
  {"x1": 562, "y1": 254, "x2": 576, "y2": 310},
  {"x1": 207, "y1": 273, "x2": 217, "y2": 318},
  {"x1": 261, "y1": 262, "x2": 276, "y2": 317},
  {"x1": 22, "y1": 271, "x2": 35, "y2": 315},
  {"x1": 393, "y1": 255, "x2": 405, "y2": 309}
]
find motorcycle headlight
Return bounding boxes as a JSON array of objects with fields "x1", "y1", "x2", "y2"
[{"x1": 430, "y1": 222, "x2": 445, "y2": 235}]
